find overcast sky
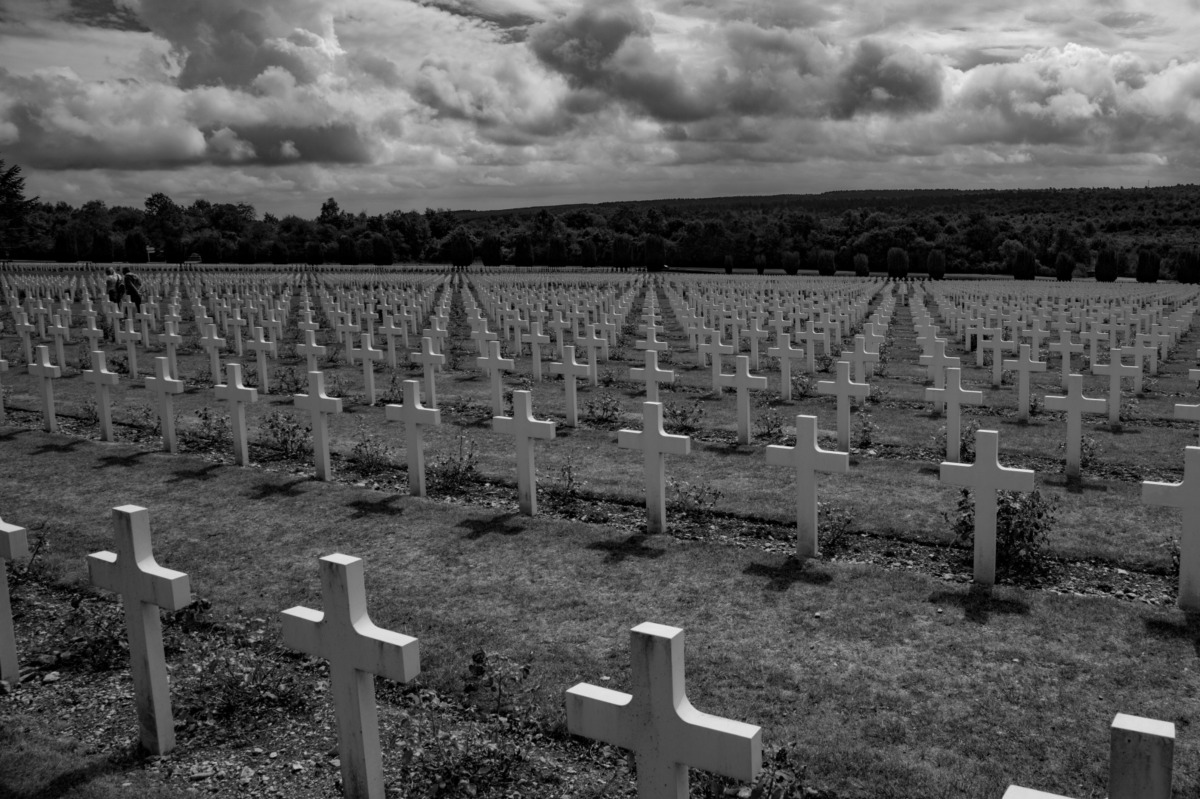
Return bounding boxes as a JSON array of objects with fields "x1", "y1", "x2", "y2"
[{"x1": 1, "y1": 0, "x2": 1199, "y2": 217}]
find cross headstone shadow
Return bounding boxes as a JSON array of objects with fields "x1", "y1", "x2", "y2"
[
  {"x1": 927, "y1": 586, "x2": 1030, "y2": 624},
  {"x1": 1143, "y1": 612, "x2": 1200, "y2": 661},
  {"x1": 33, "y1": 439, "x2": 83, "y2": 455},
  {"x1": 457, "y1": 511, "x2": 525, "y2": 539},
  {"x1": 346, "y1": 494, "x2": 406, "y2": 519},
  {"x1": 587, "y1": 533, "x2": 667, "y2": 564},
  {"x1": 165, "y1": 463, "x2": 222, "y2": 484},
  {"x1": 95, "y1": 450, "x2": 150, "y2": 470},
  {"x1": 246, "y1": 477, "x2": 310, "y2": 500},
  {"x1": 743, "y1": 557, "x2": 834, "y2": 591}
]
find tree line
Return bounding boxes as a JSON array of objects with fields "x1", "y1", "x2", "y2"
[{"x1": 2, "y1": 157, "x2": 1198, "y2": 282}]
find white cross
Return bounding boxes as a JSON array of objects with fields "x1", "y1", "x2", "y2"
[
  {"x1": 376, "y1": 313, "x2": 407, "y2": 369},
  {"x1": 630, "y1": 349, "x2": 675, "y2": 403},
  {"x1": 475, "y1": 339, "x2": 515, "y2": 417},
  {"x1": 698, "y1": 329, "x2": 736, "y2": 392},
  {"x1": 1047, "y1": 329, "x2": 1084, "y2": 387},
  {"x1": 295, "y1": 370, "x2": 344, "y2": 480},
  {"x1": 246, "y1": 325, "x2": 277, "y2": 394},
  {"x1": 1142, "y1": 446, "x2": 1200, "y2": 611},
  {"x1": 840, "y1": 335, "x2": 879, "y2": 383},
  {"x1": 116, "y1": 316, "x2": 142, "y2": 378},
  {"x1": 522, "y1": 321, "x2": 552, "y2": 382},
  {"x1": 214, "y1": 362, "x2": 258, "y2": 467},
  {"x1": 225, "y1": 306, "x2": 248, "y2": 357},
  {"x1": 984, "y1": 330, "x2": 1016, "y2": 388},
  {"x1": 0, "y1": 514, "x2": 28, "y2": 684},
  {"x1": 144, "y1": 356, "x2": 184, "y2": 453},
  {"x1": 0, "y1": 357, "x2": 8, "y2": 425},
  {"x1": 48, "y1": 313, "x2": 69, "y2": 370},
  {"x1": 940, "y1": 429, "x2": 1035, "y2": 586},
  {"x1": 14, "y1": 311, "x2": 35, "y2": 365},
  {"x1": 566, "y1": 622, "x2": 762, "y2": 799},
  {"x1": 354, "y1": 332, "x2": 384, "y2": 406},
  {"x1": 1044, "y1": 374, "x2": 1106, "y2": 479},
  {"x1": 384, "y1": 380, "x2": 441, "y2": 497},
  {"x1": 766, "y1": 330, "x2": 805, "y2": 401},
  {"x1": 282, "y1": 554, "x2": 420, "y2": 799},
  {"x1": 200, "y1": 323, "x2": 227, "y2": 385},
  {"x1": 296, "y1": 327, "x2": 327, "y2": 373},
  {"x1": 88, "y1": 505, "x2": 191, "y2": 754},
  {"x1": 549, "y1": 344, "x2": 592, "y2": 427},
  {"x1": 925, "y1": 367, "x2": 984, "y2": 462},
  {"x1": 635, "y1": 325, "x2": 668, "y2": 353},
  {"x1": 796, "y1": 320, "x2": 828, "y2": 372},
  {"x1": 1092, "y1": 348, "x2": 1140, "y2": 425},
  {"x1": 619, "y1": 402, "x2": 692, "y2": 535},
  {"x1": 493, "y1": 390, "x2": 556, "y2": 515},
  {"x1": 577, "y1": 323, "x2": 609, "y2": 386},
  {"x1": 766, "y1": 415, "x2": 849, "y2": 558},
  {"x1": 1002, "y1": 343, "x2": 1047, "y2": 421},
  {"x1": 1004, "y1": 713, "x2": 1174, "y2": 799},
  {"x1": 718, "y1": 355, "x2": 768, "y2": 444},
  {"x1": 27, "y1": 344, "x2": 62, "y2": 433},
  {"x1": 816, "y1": 360, "x2": 869, "y2": 452},
  {"x1": 82, "y1": 349, "x2": 121, "y2": 441},
  {"x1": 410, "y1": 336, "x2": 446, "y2": 408}
]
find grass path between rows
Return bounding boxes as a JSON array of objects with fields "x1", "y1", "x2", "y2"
[{"x1": 1, "y1": 425, "x2": 1199, "y2": 798}]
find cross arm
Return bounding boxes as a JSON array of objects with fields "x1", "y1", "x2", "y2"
[
  {"x1": 86, "y1": 551, "x2": 121, "y2": 594},
  {"x1": 616, "y1": 429, "x2": 642, "y2": 450},
  {"x1": 1142, "y1": 480, "x2": 1190, "y2": 509},
  {"x1": 349, "y1": 621, "x2": 421, "y2": 683},
  {"x1": 566, "y1": 682, "x2": 633, "y2": 749},
  {"x1": 672, "y1": 701, "x2": 762, "y2": 781},
  {"x1": 939, "y1": 462, "x2": 976, "y2": 487},
  {"x1": 0, "y1": 520, "x2": 28, "y2": 561}
]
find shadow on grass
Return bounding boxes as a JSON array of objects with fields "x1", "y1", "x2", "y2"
[
  {"x1": 1042, "y1": 474, "x2": 1109, "y2": 494},
  {"x1": 165, "y1": 463, "x2": 223, "y2": 483},
  {"x1": 588, "y1": 533, "x2": 667, "y2": 564},
  {"x1": 928, "y1": 585, "x2": 1030, "y2": 623},
  {"x1": 347, "y1": 494, "x2": 406, "y2": 519},
  {"x1": 0, "y1": 429, "x2": 21, "y2": 442},
  {"x1": 95, "y1": 450, "x2": 151, "y2": 469},
  {"x1": 743, "y1": 557, "x2": 834, "y2": 591},
  {"x1": 458, "y1": 511, "x2": 524, "y2": 539},
  {"x1": 32, "y1": 438, "x2": 84, "y2": 455},
  {"x1": 0, "y1": 739, "x2": 148, "y2": 799},
  {"x1": 246, "y1": 477, "x2": 310, "y2": 500},
  {"x1": 1144, "y1": 612, "x2": 1200, "y2": 659}
]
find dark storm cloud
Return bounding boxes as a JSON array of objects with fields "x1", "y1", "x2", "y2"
[{"x1": 830, "y1": 39, "x2": 944, "y2": 119}]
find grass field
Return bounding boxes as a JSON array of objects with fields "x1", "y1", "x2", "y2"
[{"x1": 1, "y1": 273, "x2": 1199, "y2": 797}]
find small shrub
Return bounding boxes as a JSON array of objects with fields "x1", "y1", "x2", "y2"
[
  {"x1": 854, "y1": 411, "x2": 878, "y2": 449},
  {"x1": 183, "y1": 639, "x2": 310, "y2": 723},
  {"x1": 427, "y1": 434, "x2": 480, "y2": 492},
  {"x1": 582, "y1": 391, "x2": 622, "y2": 427},
  {"x1": 866, "y1": 383, "x2": 891, "y2": 405},
  {"x1": 182, "y1": 406, "x2": 233, "y2": 449},
  {"x1": 947, "y1": 488, "x2": 1059, "y2": 580},
  {"x1": 791, "y1": 373, "x2": 816, "y2": 399},
  {"x1": 463, "y1": 649, "x2": 533, "y2": 716},
  {"x1": 820, "y1": 503, "x2": 855, "y2": 556},
  {"x1": 257, "y1": 410, "x2": 312, "y2": 460},
  {"x1": 347, "y1": 419, "x2": 395, "y2": 478},
  {"x1": 663, "y1": 399, "x2": 705, "y2": 434},
  {"x1": 932, "y1": 420, "x2": 980, "y2": 462},
  {"x1": 78, "y1": 398, "x2": 99, "y2": 426},
  {"x1": 123, "y1": 402, "x2": 160, "y2": 435},
  {"x1": 667, "y1": 478, "x2": 722, "y2": 520},
  {"x1": 814, "y1": 352, "x2": 834, "y2": 373},
  {"x1": 273, "y1": 366, "x2": 307, "y2": 395},
  {"x1": 543, "y1": 455, "x2": 584, "y2": 512},
  {"x1": 754, "y1": 404, "x2": 786, "y2": 441}
]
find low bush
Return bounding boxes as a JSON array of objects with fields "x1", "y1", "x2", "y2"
[{"x1": 948, "y1": 488, "x2": 1059, "y2": 580}]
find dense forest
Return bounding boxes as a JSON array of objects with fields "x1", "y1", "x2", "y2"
[{"x1": 2, "y1": 156, "x2": 1199, "y2": 281}]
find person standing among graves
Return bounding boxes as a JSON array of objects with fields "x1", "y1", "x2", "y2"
[
  {"x1": 122, "y1": 266, "x2": 142, "y2": 310},
  {"x1": 105, "y1": 267, "x2": 121, "y2": 303}
]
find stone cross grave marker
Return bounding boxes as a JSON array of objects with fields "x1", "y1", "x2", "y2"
[
  {"x1": 297, "y1": 328, "x2": 327, "y2": 373},
  {"x1": 630, "y1": 349, "x2": 675, "y2": 403},
  {"x1": 940, "y1": 429, "x2": 1035, "y2": 586},
  {"x1": 82, "y1": 349, "x2": 121, "y2": 441},
  {"x1": 636, "y1": 324, "x2": 668, "y2": 353},
  {"x1": 767, "y1": 330, "x2": 805, "y2": 401},
  {"x1": 1002, "y1": 343, "x2": 1047, "y2": 421},
  {"x1": 81, "y1": 314, "x2": 103, "y2": 351},
  {"x1": 925, "y1": 367, "x2": 984, "y2": 463},
  {"x1": 766, "y1": 415, "x2": 849, "y2": 559},
  {"x1": 919, "y1": 338, "x2": 960, "y2": 415},
  {"x1": 493, "y1": 390, "x2": 556, "y2": 515},
  {"x1": 549, "y1": 344, "x2": 591, "y2": 427},
  {"x1": 1142, "y1": 446, "x2": 1200, "y2": 611},
  {"x1": 377, "y1": 313, "x2": 406, "y2": 369},
  {"x1": 295, "y1": 370, "x2": 344, "y2": 481},
  {"x1": 158, "y1": 320, "x2": 183, "y2": 379},
  {"x1": 144, "y1": 356, "x2": 185, "y2": 453},
  {"x1": 718, "y1": 355, "x2": 768, "y2": 444},
  {"x1": 476, "y1": 339, "x2": 515, "y2": 417},
  {"x1": 411, "y1": 336, "x2": 446, "y2": 408},
  {"x1": 200, "y1": 323, "x2": 227, "y2": 385},
  {"x1": 48, "y1": 313, "x2": 69, "y2": 370},
  {"x1": 117, "y1": 317, "x2": 141, "y2": 378},
  {"x1": 816, "y1": 360, "x2": 869, "y2": 452},
  {"x1": 88, "y1": 506, "x2": 191, "y2": 754},
  {"x1": 1, "y1": 515, "x2": 28, "y2": 684},
  {"x1": 384, "y1": 380, "x2": 441, "y2": 497},
  {"x1": 1092, "y1": 348, "x2": 1140, "y2": 426},
  {"x1": 214, "y1": 362, "x2": 258, "y2": 467},
  {"x1": 984, "y1": 330, "x2": 1016, "y2": 388},
  {"x1": 699, "y1": 329, "x2": 735, "y2": 392},
  {"x1": 246, "y1": 325, "x2": 277, "y2": 395},
  {"x1": 578, "y1": 323, "x2": 609, "y2": 386},
  {"x1": 282, "y1": 554, "x2": 420, "y2": 799},
  {"x1": 1003, "y1": 713, "x2": 1174, "y2": 799},
  {"x1": 566, "y1": 622, "x2": 762, "y2": 799},
  {"x1": 355, "y1": 332, "x2": 384, "y2": 406},
  {"x1": 27, "y1": 344, "x2": 62, "y2": 433},
  {"x1": 841, "y1": 335, "x2": 879, "y2": 383},
  {"x1": 618, "y1": 402, "x2": 691, "y2": 535},
  {"x1": 522, "y1": 321, "x2": 552, "y2": 382},
  {"x1": 1044, "y1": 374, "x2": 1106, "y2": 478},
  {"x1": 14, "y1": 311, "x2": 34, "y2": 365}
]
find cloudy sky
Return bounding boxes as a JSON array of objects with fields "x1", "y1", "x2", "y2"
[{"x1": 1, "y1": 0, "x2": 1199, "y2": 216}]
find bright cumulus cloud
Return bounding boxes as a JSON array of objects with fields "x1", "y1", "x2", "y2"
[{"x1": 1, "y1": 0, "x2": 1199, "y2": 214}]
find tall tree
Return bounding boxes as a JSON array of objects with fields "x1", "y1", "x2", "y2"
[{"x1": 0, "y1": 158, "x2": 38, "y2": 257}]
